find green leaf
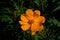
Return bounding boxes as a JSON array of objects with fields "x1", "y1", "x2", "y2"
[
  {"x1": 1, "y1": 15, "x2": 13, "y2": 23},
  {"x1": 57, "y1": 36, "x2": 60, "y2": 40},
  {"x1": 34, "y1": 0, "x2": 40, "y2": 6},
  {"x1": 48, "y1": 17, "x2": 60, "y2": 27},
  {"x1": 1, "y1": 8, "x2": 11, "y2": 13},
  {"x1": 53, "y1": 6, "x2": 60, "y2": 12}
]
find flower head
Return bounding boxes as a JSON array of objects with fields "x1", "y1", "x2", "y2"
[{"x1": 19, "y1": 9, "x2": 46, "y2": 35}]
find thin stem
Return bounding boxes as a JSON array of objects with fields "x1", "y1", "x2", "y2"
[{"x1": 40, "y1": 0, "x2": 44, "y2": 13}]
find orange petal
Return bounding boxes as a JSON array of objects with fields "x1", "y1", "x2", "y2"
[
  {"x1": 37, "y1": 25, "x2": 44, "y2": 31},
  {"x1": 31, "y1": 23, "x2": 38, "y2": 33},
  {"x1": 40, "y1": 16, "x2": 46, "y2": 23},
  {"x1": 20, "y1": 14, "x2": 28, "y2": 22},
  {"x1": 34, "y1": 10, "x2": 40, "y2": 16},
  {"x1": 31, "y1": 31, "x2": 36, "y2": 35},
  {"x1": 34, "y1": 16, "x2": 41, "y2": 23},
  {"x1": 21, "y1": 24, "x2": 30, "y2": 31},
  {"x1": 19, "y1": 21, "x2": 27, "y2": 25},
  {"x1": 26, "y1": 9, "x2": 33, "y2": 19}
]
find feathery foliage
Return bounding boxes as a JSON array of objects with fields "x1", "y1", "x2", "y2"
[{"x1": 0, "y1": 0, "x2": 60, "y2": 40}]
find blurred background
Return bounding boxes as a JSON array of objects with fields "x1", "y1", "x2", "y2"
[{"x1": 0, "y1": 0, "x2": 60, "y2": 40}]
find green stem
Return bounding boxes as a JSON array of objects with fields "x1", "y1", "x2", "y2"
[{"x1": 40, "y1": 0, "x2": 44, "y2": 13}]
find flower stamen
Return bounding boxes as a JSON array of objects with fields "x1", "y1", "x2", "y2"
[{"x1": 28, "y1": 20, "x2": 34, "y2": 25}]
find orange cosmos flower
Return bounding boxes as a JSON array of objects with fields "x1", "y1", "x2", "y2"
[{"x1": 19, "y1": 9, "x2": 46, "y2": 35}]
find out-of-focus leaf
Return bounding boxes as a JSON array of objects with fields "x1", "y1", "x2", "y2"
[
  {"x1": 57, "y1": 36, "x2": 60, "y2": 40},
  {"x1": 1, "y1": 15, "x2": 13, "y2": 23},
  {"x1": 33, "y1": 0, "x2": 40, "y2": 6},
  {"x1": 53, "y1": 6, "x2": 60, "y2": 12},
  {"x1": 52, "y1": 0, "x2": 56, "y2": 2},
  {"x1": 34, "y1": 34, "x2": 39, "y2": 40},
  {"x1": 56, "y1": 2, "x2": 60, "y2": 5},
  {"x1": 1, "y1": 8, "x2": 11, "y2": 13},
  {"x1": 49, "y1": 38, "x2": 55, "y2": 40},
  {"x1": 48, "y1": 17, "x2": 60, "y2": 27},
  {"x1": 14, "y1": 2, "x2": 19, "y2": 11},
  {"x1": 57, "y1": 22, "x2": 60, "y2": 27}
]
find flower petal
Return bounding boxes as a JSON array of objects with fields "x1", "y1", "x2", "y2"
[
  {"x1": 31, "y1": 23, "x2": 38, "y2": 35},
  {"x1": 34, "y1": 10, "x2": 40, "y2": 16},
  {"x1": 31, "y1": 31, "x2": 36, "y2": 35},
  {"x1": 21, "y1": 24, "x2": 30, "y2": 31},
  {"x1": 37, "y1": 25, "x2": 44, "y2": 31},
  {"x1": 20, "y1": 14, "x2": 28, "y2": 22},
  {"x1": 19, "y1": 21, "x2": 27, "y2": 25},
  {"x1": 26, "y1": 9, "x2": 33, "y2": 19},
  {"x1": 34, "y1": 16, "x2": 41, "y2": 23},
  {"x1": 31, "y1": 23, "x2": 38, "y2": 33},
  {"x1": 39, "y1": 16, "x2": 46, "y2": 23}
]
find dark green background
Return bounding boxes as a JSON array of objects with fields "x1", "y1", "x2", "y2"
[{"x1": 0, "y1": 0, "x2": 60, "y2": 40}]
